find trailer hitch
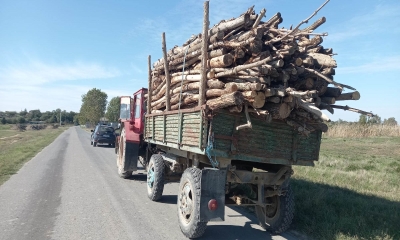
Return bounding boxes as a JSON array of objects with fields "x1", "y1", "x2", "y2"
[{"x1": 236, "y1": 103, "x2": 252, "y2": 131}]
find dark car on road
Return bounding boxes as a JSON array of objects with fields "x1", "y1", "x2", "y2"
[{"x1": 91, "y1": 125, "x2": 116, "y2": 147}]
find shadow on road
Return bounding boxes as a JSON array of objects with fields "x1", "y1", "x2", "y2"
[
  {"x1": 200, "y1": 221, "x2": 271, "y2": 240},
  {"x1": 129, "y1": 173, "x2": 147, "y2": 182},
  {"x1": 157, "y1": 195, "x2": 177, "y2": 204},
  {"x1": 94, "y1": 144, "x2": 114, "y2": 148}
]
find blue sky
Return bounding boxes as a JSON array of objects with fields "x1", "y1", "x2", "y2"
[{"x1": 0, "y1": 0, "x2": 399, "y2": 122}]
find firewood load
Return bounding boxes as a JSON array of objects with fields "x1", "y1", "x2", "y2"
[{"x1": 146, "y1": 0, "x2": 374, "y2": 135}]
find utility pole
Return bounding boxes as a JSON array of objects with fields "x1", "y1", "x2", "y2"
[{"x1": 60, "y1": 111, "x2": 61, "y2": 126}]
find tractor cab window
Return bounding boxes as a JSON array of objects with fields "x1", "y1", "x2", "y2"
[
  {"x1": 120, "y1": 97, "x2": 131, "y2": 119},
  {"x1": 135, "y1": 93, "x2": 141, "y2": 119}
]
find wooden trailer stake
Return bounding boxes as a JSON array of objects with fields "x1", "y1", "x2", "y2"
[
  {"x1": 199, "y1": 1, "x2": 209, "y2": 107},
  {"x1": 162, "y1": 32, "x2": 171, "y2": 111}
]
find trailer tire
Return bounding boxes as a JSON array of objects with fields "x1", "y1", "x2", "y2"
[
  {"x1": 255, "y1": 185, "x2": 294, "y2": 234},
  {"x1": 117, "y1": 128, "x2": 132, "y2": 179},
  {"x1": 146, "y1": 154, "x2": 164, "y2": 201},
  {"x1": 177, "y1": 168, "x2": 207, "y2": 239}
]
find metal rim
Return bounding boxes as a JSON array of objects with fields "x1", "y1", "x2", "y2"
[
  {"x1": 178, "y1": 180, "x2": 194, "y2": 225},
  {"x1": 147, "y1": 161, "x2": 155, "y2": 190},
  {"x1": 263, "y1": 195, "x2": 279, "y2": 220}
]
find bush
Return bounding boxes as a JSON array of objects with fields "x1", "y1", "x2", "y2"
[{"x1": 16, "y1": 124, "x2": 27, "y2": 131}]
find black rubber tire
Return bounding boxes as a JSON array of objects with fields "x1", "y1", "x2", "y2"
[
  {"x1": 255, "y1": 184, "x2": 294, "y2": 234},
  {"x1": 177, "y1": 168, "x2": 207, "y2": 239},
  {"x1": 146, "y1": 154, "x2": 165, "y2": 201},
  {"x1": 117, "y1": 128, "x2": 132, "y2": 179}
]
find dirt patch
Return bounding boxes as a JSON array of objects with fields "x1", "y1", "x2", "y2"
[{"x1": 0, "y1": 134, "x2": 20, "y2": 140}]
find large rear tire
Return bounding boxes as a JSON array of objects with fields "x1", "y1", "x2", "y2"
[
  {"x1": 177, "y1": 168, "x2": 207, "y2": 239},
  {"x1": 117, "y1": 128, "x2": 132, "y2": 179},
  {"x1": 255, "y1": 184, "x2": 294, "y2": 234},
  {"x1": 146, "y1": 154, "x2": 164, "y2": 201}
]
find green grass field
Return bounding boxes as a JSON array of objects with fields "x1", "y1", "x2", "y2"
[
  {"x1": 292, "y1": 136, "x2": 400, "y2": 240},
  {"x1": 0, "y1": 124, "x2": 66, "y2": 185}
]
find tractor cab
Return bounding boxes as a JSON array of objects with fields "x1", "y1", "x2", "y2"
[{"x1": 118, "y1": 88, "x2": 147, "y2": 143}]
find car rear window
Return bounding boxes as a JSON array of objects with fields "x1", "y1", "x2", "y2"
[{"x1": 99, "y1": 126, "x2": 114, "y2": 133}]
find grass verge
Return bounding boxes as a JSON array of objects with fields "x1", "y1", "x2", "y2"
[
  {"x1": 0, "y1": 125, "x2": 66, "y2": 185},
  {"x1": 292, "y1": 136, "x2": 400, "y2": 240}
]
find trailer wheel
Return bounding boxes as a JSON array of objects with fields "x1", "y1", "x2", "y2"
[
  {"x1": 146, "y1": 154, "x2": 164, "y2": 201},
  {"x1": 255, "y1": 185, "x2": 294, "y2": 234},
  {"x1": 117, "y1": 128, "x2": 132, "y2": 179},
  {"x1": 177, "y1": 168, "x2": 207, "y2": 239}
]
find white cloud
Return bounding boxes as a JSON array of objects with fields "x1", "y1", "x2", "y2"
[
  {"x1": 328, "y1": 3, "x2": 400, "y2": 42},
  {"x1": 0, "y1": 61, "x2": 123, "y2": 112},
  {"x1": 339, "y1": 55, "x2": 400, "y2": 74},
  {"x1": 0, "y1": 61, "x2": 121, "y2": 86}
]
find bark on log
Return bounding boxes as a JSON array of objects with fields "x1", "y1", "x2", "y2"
[
  {"x1": 318, "y1": 102, "x2": 334, "y2": 114},
  {"x1": 293, "y1": 77, "x2": 314, "y2": 90},
  {"x1": 209, "y1": 13, "x2": 250, "y2": 36},
  {"x1": 315, "y1": 78, "x2": 328, "y2": 96},
  {"x1": 206, "y1": 84, "x2": 238, "y2": 98},
  {"x1": 320, "y1": 97, "x2": 336, "y2": 104},
  {"x1": 321, "y1": 67, "x2": 335, "y2": 76},
  {"x1": 298, "y1": 99, "x2": 330, "y2": 122},
  {"x1": 225, "y1": 82, "x2": 262, "y2": 91},
  {"x1": 262, "y1": 12, "x2": 281, "y2": 27},
  {"x1": 307, "y1": 53, "x2": 337, "y2": 68},
  {"x1": 335, "y1": 91, "x2": 360, "y2": 101},
  {"x1": 323, "y1": 87, "x2": 342, "y2": 97},
  {"x1": 266, "y1": 96, "x2": 281, "y2": 103},
  {"x1": 298, "y1": 36, "x2": 323, "y2": 48},
  {"x1": 209, "y1": 53, "x2": 234, "y2": 68},
  {"x1": 330, "y1": 105, "x2": 375, "y2": 117},
  {"x1": 206, "y1": 91, "x2": 244, "y2": 110},
  {"x1": 262, "y1": 103, "x2": 291, "y2": 119},
  {"x1": 252, "y1": 8, "x2": 266, "y2": 28},
  {"x1": 215, "y1": 56, "x2": 275, "y2": 78},
  {"x1": 303, "y1": 17, "x2": 326, "y2": 32},
  {"x1": 229, "y1": 105, "x2": 243, "y2": 113}
]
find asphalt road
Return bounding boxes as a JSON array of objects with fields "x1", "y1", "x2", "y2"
[{"x1": 0, "y1": 127, "x2": 299, "y2": 240}]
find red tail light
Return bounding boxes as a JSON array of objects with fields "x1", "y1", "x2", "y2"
[{"x1": 208, "y1": 199, "x2": 218, "y2": 211}]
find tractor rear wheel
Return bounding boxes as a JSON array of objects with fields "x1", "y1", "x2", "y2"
[
  {"x1": 117, "y1": 128, "x2": 132, "y2": 179},
  {"x1": 255, "y1": 185, "x2": 294, "y2": 234},
  {"x1": 146, "y1": 154, "x2": 164, "y2": 201}
]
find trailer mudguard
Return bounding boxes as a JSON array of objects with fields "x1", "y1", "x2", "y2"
[
  {"x1": 200, "y1": 168, "x2": 227, "y2": 222},
  {"x1": 124, "y1": 142, "x2": 139, "y2": 171}
]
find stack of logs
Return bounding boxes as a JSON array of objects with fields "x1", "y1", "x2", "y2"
[{"x1": 147, "y1": 2, "x2": 372, "y2": 135}]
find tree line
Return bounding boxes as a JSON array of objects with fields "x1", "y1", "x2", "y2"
[
  {"x1": 0, "y1": 109, "x2": 78, "y2": 125},
  {"x1": 1, "y1": 88, "x2": 121, "y2": 126},
  {"x1": 331, "y1": 115, "x2": 398, "y2": 126}
]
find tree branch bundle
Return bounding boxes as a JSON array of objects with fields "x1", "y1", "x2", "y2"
[{"x1": 147, "y1": 2, "x2": 373, "y2": 134}]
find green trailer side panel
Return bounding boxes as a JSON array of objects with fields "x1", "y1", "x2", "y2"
[
  {"x1": 210, "y1": 111, "x2": 320, "y2": 164},
  {"x1": 145, "y1": 109, "x2": 321, "y2": 166}
]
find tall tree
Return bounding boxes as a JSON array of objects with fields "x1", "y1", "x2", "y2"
[
  {"x1": 383, "y1": 117, "x2": 398, "y2": 126},
  {"x1": 358, "y1": 115, "x2": 367, "y2": 125},
  {"x1": 105, "y1": 97, "x2": 121, "y2": 122},
  {"x1": 79, "y1": 88, "x2": 108, "y2": 125}
]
